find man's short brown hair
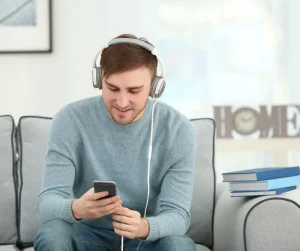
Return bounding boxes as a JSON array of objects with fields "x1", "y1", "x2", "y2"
[{"x1": 100, "y1": 34, "x2": 158, "y2": 82}]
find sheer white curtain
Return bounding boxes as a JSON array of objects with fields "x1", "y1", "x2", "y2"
[{"x1": 139, "y1": 0, "x2": 298, "y2": 180}]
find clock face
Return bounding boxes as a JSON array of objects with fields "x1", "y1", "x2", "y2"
[{"x1": 233, "y1": 107, "x2": 259, "y2": 135}]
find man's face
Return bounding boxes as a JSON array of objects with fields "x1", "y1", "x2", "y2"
[{"x1": 102, "y1": 67, "x2": 152, "y2": 125}]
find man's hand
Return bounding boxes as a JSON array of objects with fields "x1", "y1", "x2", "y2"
[
  {"x1": 72, "y1": 188, "x2": 122, "y2": 220},
  {"x1": 112, "y1": 207, "x2": 149, "y2": 239}
]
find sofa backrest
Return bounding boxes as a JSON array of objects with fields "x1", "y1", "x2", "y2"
[
  {"x1": 0, "y1": 115, "x2": 18, "y2": 245},
  {"x1": 186, "y1": 118, "x2": 216, "y2": 249},
  {"x1": 16, "y1": 116, "x2": 52, "y2": 247}
]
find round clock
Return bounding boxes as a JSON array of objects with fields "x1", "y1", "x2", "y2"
[{"x1": 232, "y1": 107, "x2": 259, "y2": 135}]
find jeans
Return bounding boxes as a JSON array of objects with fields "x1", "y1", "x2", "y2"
[{"x1": 33, "y1": 219, "x2": 197, "y2": 251}]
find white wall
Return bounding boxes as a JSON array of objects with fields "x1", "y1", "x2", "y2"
[
  {"x1": 288, "y1": 0, "x2": 300, "y2": 103},
  {"x1": 0, "y1": 0, "x2": 159, "y2": 121},
  {"x1": 2, "y1": 0, "x2": 299, "y2": 122}
]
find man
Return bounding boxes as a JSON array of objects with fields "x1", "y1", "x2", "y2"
[{"x1": 34, "y1": 34, "x2": 197, "y2": 251}]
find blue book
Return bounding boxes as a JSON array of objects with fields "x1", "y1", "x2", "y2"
[
  {"x1": 229, "y1": 175, "x2": 300, "y2": 191},
  {"x1": 222, "y1": 166, "x2": 300, "y2": 182},
  {"x1": 230, "y1": 186, "x2": 296, "y2": 197}
]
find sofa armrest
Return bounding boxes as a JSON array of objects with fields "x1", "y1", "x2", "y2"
[{"x1": 213, "y1": 182, "x2": 300, "y2": 251}]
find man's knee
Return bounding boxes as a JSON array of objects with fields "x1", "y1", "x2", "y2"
[
  {"x1": 155, "y1": 235, "x2": 196, "y2": 251},
  {"x1": 34, "y1": 219, "x2": 77, "y2": 251}
]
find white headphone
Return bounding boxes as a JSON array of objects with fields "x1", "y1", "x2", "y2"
[
  {"x1": 92, "y1": 37, "x2": 166, "y2": 98},
  {"x1": 92, "y1": 37, "x2": 166, "y2": 251}
]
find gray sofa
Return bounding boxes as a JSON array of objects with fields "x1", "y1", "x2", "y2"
[{"x1": 1, "y1": 115, "x2": 300, "y2": 251}]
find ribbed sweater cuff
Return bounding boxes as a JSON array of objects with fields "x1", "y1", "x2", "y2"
[
  {"x1": 62, "y1": 199, "x2": 79, "y2": 223},
  {"x1": 144, "y1": 216, "x2": 160, "y2": 241}
]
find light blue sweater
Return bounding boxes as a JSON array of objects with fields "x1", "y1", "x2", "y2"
[{"x1": 36, "y1": 95, "x2": 197, "y2": 241}]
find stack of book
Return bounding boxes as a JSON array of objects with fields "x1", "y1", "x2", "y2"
[{"x1": 222, "y1": 166, "x2": 300, "y2": 197}]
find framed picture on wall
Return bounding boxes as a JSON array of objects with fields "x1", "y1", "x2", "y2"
[{"x1": 0, "y1": 0, "x2": 52, "y2": 53}]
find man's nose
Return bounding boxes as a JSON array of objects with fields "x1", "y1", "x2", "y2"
[{"x1": 116, "y1": 93, "x2": 129, "y2": 108}]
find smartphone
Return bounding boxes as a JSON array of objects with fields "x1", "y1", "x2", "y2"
[{"x1": 93, "y1": 180, "x2": 117, "y2": 199}]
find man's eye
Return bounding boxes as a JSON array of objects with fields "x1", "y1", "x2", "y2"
[
  {"x1": 109, "y1": 89, "x2": 118, "y2": 92},
  {"x1": 129, "y1": 90, "x2": 140, "y2": 94}
]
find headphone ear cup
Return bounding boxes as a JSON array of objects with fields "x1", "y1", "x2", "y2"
[
  {"x1": 92, "y1": 67, "x2": 102, "y2": 89},
  {"x1": 150, "y1": 76, "x2": 166, "y2": 98}
]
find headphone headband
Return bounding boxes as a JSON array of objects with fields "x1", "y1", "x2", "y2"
[
  {"x1": 108, "y1": 38, "x2": 155, "y2": 52},
  {"x1": 94, "y1": 38, "x2": 165, "y2": 78}
]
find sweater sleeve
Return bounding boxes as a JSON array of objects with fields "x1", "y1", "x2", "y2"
[
  {"x1": 36, "y1": 106, "x2": 81, "y2": 225},
  {"x1": 145, "y1": 122, "x2": 197, "y2": 241}
]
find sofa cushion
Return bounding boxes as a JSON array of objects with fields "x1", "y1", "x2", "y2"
[
  {"x1": 15, "y1": 116, "x2": 215, "y2": 248},
  {"x1": 187, "y1": 118, "x2": 215, "y2": 248},
  {"x1": 0, "y1": 115, "x2": 18, "y2": 245},
  {"x1": 16, "y1": 116, "x2": 52, "y2": 246},
  {"x1": 0, "y1": 245, "x2": 20, "y2": 251},
  {"x1": 196, "y1": 244, "x2": 212, "y2": 251}
]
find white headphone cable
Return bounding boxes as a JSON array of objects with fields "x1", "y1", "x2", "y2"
[
  {"x1": 119, "y1": 98, "x2": 157, "y2": 251},
  {"x1": 121, "y1": 235, "x2": 124, "y2": 251},
  {"x1": 135, "y1": 98, "x2": 158, "y2": 251}
]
